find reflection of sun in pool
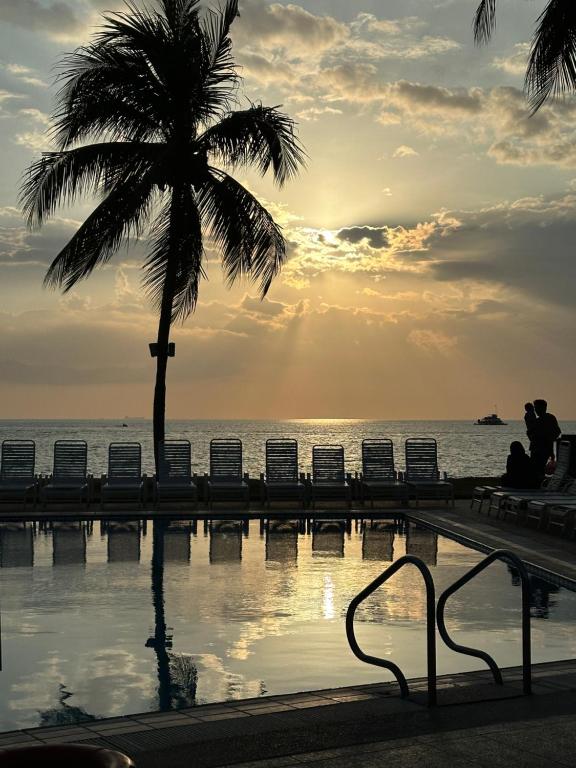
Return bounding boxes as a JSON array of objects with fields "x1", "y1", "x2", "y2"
[{"x1": 323, "y1": 575, "x2": 335, "y2": 620}]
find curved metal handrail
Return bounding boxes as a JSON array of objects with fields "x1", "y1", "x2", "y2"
[
  {"x1": 436, "y1": 549, "x2": 532, "y2": 694},
  {"x1": 345, "y1": 555, "x2": 437, "y2": 706}
]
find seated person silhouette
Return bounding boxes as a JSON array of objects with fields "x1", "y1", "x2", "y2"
[{"x1": 501, "y1": 441, "x2": 539, "y2": 489}]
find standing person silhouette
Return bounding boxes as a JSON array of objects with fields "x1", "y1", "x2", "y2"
[{"x1": 524, "y1": 399, "x2": 561, "y2": 482}]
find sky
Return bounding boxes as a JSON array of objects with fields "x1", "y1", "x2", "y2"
[{"x1": 0, "y1": 0, "x2": 575, "y2": 420}]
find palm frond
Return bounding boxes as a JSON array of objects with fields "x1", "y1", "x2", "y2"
[
  {"x1": 526, "y1": 0, "x2": 576, "y2": 111},
  {"x1": 20, "y1": 142, "x2": 160, "y2": 227},
  {"x1": 198, "y1": 0, "x2": 241, "y2": 119},
  {"x1": 143, "y1": 185, "x2": 205, "y2": 322},
  {"x1": 197, "y1": 168, "x2": 285, "y2": 296},
  {"x1": 199, "y1": 104, "x2": 306, "y2": 186},
  {"x1": 54, "y1": 45, "x2": 168, "y2": 147},
  {"x1": 44, "y1": 168, "x2": 157, "y2": 291},
  {"x1": 474, "y1": 0, "x2": 497, "y2": 45}
]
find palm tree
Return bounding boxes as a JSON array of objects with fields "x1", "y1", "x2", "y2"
[
  {"x1": 474, "y1": 0, "x2": 576, "y2": 111},
  {"x1": 20, "y1": 0, "x2": 305, "y2": 468}
]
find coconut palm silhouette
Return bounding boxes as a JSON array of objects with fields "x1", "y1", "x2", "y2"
[
  {"x1": 474, "y1": 0, "x2": 576, "y2": 110},
  {"x1": 20, "y1": 0, "x2": 305, "y2": 467}
]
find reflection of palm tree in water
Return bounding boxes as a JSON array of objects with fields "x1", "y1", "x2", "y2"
[
  {"x1": 147, "y1": 521, "x2": 198, "y2": 711},
  {"x1": 507, "y1": 565, "x2": 559, "y2": 619},
  {"x1": 38, "y1": 684, "x2": 96, "y2": 727}
]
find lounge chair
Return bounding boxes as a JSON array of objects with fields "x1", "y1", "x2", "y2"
[
  {"x1": 100, "y1": 443, "x2": 144, "y2": 508},
  {"x1": 261, "y1": 439, "x2": 306, "y2": 507},
  {"x1": 309, "y1": 445, "x2": 351, "y2": 508},
  {"x1": 403, "y1": 438, "x2": 454, "y2": 506},
  {"x1": 40, "y1": 440, "x2": 90, "y2": 508},
  {"x1": 0, "y1": 440, "x2": 37, "y2": 510},
  {"x1": 206, "y1": 439, "x2": 249, "y2": 509},
  {"x1": 482, "y1": 440, "x2": 571, "y2": 517},
  {"x1": 154, "y1": 440, "x2": 197, "y2": 507},
  {"x1": 503, "y1": 477, "x2": 576, "y2": 526},
  {"x1": 359, "y1": 439, "x2": 408, "y2": 507}
]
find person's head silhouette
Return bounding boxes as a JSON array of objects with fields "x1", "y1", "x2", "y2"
[
  {"x1": 534, "y1": 399, "x2": 548, "y2": 417},
  {"x1": 510, "y1": 441, "x2": 526, "y2": 457}
]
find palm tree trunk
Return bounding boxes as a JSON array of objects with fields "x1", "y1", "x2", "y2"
[
  {"x1": 152, "y1": 189, "x2": 182, "y2": 473},
  {"x1": 153, "y1": 294, "x2": 174, "y2": 472}
]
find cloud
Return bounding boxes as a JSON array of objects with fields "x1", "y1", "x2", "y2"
[
  {"x1": 492, "y1": 42, "x2": 530, "y2": 77},
  {"x1": 235, "y1": 0, "x2": 348, "y2": 55},
  {"x1": 0, "y1": 0, "x2": 80, "y2": 35},
  {"x1": 338, "y1": 226, "x2": 389, "y2": 249},
  {"x1": 408, "y1": 329, "x2": 458, "y2": 356},
  {"x1": 393, "y1": 145, "x2": 419, "y2": 158},
  {"x1": 296, "y1": 106, "x2": 343, "y2": 121},
  {"x1": 4, "y1": 63, "x2": 48, "y2": 88},
  {"x1": 424, "y1": 194, "x2": 576, "y2": 308}
]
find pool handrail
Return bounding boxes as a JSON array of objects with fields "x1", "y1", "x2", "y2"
[
  {"x1": 436, "y1": 548, "x2": 532, "y2": 694},
  {"x1": 345, "y1": 554, "x2": 437, "y2": 706}
]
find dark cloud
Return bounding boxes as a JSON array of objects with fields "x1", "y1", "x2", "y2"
[
  {"x1": 0, "y1": 0, "x2": 79, "y2": 33},
  {"x1": 337, "y1": 226, "x2": 389, "y2": 249},
  {"x1": 427, "y1": 195, "x2": 576, "y2": 308}
]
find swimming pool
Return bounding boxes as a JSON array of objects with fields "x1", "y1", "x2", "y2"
[{"x1": 1, "y1": 518, "x2": 575, "y2": 732}]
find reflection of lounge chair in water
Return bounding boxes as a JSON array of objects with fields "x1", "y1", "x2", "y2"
[
  {"x1": 163, "y1": 522, "x2": 192, "y2": 562},
  {"x1": 405, "y1": 525, "x2": 438, "y2": 566},
  {"x1": 265, "y1": 529, "x2": 298, "y2": 562},
  {"x1": 0, "y1": 440, "x2": 37, "y2": 510},
  {"x1": 209, "y1": 529, "x2": 242, "y2": 562},
  {"x1": 52, "y1": 523, "x2": 87, "y2": 566},
  {"x1": 106, "y1": 521, "x2": 141, "y2": 562},
  {"x1": 0, "y1": 525, "x2": 34, "y2": 567},
  {"x1": 312, "y1": 524, "x2": 345, "y2": 557},
  {"x1": 362, "y1": 526, "x2": 394, "y2": 561}
]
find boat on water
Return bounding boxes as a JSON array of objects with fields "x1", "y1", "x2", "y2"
[{"x1": 476, "y1": 413, "x2": 507, "y2": 426}]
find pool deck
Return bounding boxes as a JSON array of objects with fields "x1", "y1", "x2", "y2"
[
  {"x1": 3, "y1": 499, "x2": 576, "y2": 766},
  {"x1": 2, "y1": 661, "x2": 576, "y2": 767}
]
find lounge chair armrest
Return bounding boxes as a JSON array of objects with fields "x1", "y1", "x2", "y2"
[
  {"x1": 299, "y1": 472, "x2": 306, "y2": 483},
  {"x1": 346, "y1": 472, "x2": 352, "y2": 484},
  {"x1": 260, "y1": 472, "x2": 264, "y2": 481},
  {"x1": 244, "y1": 472, "x2": 250, "y2": 482},
  {"x1": 443, "y1": 471, "x2": 448, "y2": 481}
]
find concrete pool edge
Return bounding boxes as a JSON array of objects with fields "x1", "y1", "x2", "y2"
[{"x1": 2, "y1": 660, "x2": 576, "y2": 766}]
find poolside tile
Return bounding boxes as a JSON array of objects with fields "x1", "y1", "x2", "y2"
[
  {"x1": 36, "y1": 733, "x2": 98, "y2": 744},
  {"x1": 135, "y1": 713, "x2": 191, "y2": 724},
  {"x1": 0, "y1": 734, "x2": 40, "y2": 746},
  {"x1": 198, "y1": 712, "x2": 251, "y2": 722},
  {"x1": 28, "y1": 727, "x2": 92, "y2": 738},
  {"x1": 289, "y1": 700, "x2": 336, "y2": 709},
  {"x1": 87, "y1": 722, "x2": 153, "y2": 734},
  {"x1": 144, "y1": 719, "x2": 200, "y2": 729},
  {"x1": 88, "y1": 724, "x2": 155, "y2": 736},
  {"x1": 237, "y1": 705, "x2": 294, "y2": 714}
]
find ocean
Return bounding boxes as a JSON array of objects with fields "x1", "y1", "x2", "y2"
[{"x1": 0, "y1": 419, "x2": 573, "y2": 478}]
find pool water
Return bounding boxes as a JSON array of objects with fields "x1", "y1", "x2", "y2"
[{"x1": 1, "y1": 519, "x2": 575, "y2": 731}]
